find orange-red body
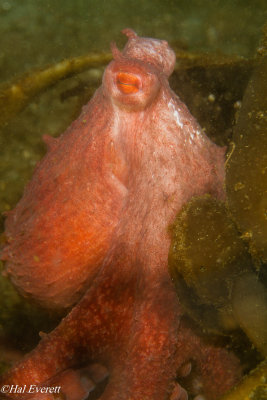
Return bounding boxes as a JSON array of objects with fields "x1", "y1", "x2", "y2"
[{"x1": 0, "y1": 29, "x2": 240, "y2": 400}]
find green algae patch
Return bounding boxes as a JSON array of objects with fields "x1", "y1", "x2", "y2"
[
  {"x1": 169, "y1": 196, "x2": 251, "y2": 310},
  {"x1": 168, "y1": 196, "x2": 267, "y2": 355},
  {"x1": 225, "y1": 52, "x2": 267, "y2": 264}
]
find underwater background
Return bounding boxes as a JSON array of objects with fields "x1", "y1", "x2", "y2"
[{"x1": 0, "y1": 0, "x2": 266, "y2": 82}]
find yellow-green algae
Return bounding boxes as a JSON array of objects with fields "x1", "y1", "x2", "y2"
[
  {"x1": 220, "y1": 360, "x2": 267, "y2": 400},
  {"x1": 168, "y1": 196, "x2": 267, "y2": 357},
  {"x1": 169, "y1": 32, "x2": 267, "y2": 395},
  {"x1": 225, "y1": 27, "x2": 267, "y2": 264},
  {"x1": 169, "y1": 196, "x2": 251, "y2": 329},
  {"x1": 168, "y1": 196, "x2": 250, "y2": 306}
]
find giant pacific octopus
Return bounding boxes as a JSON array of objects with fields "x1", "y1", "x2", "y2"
[{"x1": 0, "y1": 29, "x2": 241, "y2": 400}]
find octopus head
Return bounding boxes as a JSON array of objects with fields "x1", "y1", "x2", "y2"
[{"x1": 102, "y1": 29, "x2": 176, "y2": 112}]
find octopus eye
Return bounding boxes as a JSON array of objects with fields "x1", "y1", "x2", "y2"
[{"x1": 116, "y1": 72, "x2": 140, "y2": 94}]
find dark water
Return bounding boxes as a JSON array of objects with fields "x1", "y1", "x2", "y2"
[{"x1": 0, "y1": 0, "x2": 266, "y2": 82}]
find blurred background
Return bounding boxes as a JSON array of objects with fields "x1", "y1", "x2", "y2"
[{"x1": 0, "y1": 0, "x2": 266, "y2": 83}]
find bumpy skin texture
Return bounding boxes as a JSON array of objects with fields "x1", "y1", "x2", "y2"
[{"x1": 0, "y1": 30, "x2": 240, "y2": 400}]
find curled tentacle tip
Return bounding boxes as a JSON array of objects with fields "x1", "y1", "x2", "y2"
[
  {"x1": 121, "y1": 28, "x2": 137, "y2": 39},
  {"x1": 170, "y1": 382, "x2": 188, "y2": 400},
  {"x1": 110, "y1": 41, "x2": 123, "y2": 60}
]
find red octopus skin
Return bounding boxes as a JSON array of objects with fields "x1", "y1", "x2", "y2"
[{"x1": 0, "y1": 29, "x2": 241, "y2": 400}]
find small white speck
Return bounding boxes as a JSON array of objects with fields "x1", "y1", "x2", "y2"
[
  {"x1": 208, "y1": 93, "x2": 215, "y2": 102},
  {"x1": 234, "y1": 100, "x2": 242, "y2": 109},
  {"x1": 168, "y1": 100, "x2": 184, "y2": 129}
]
